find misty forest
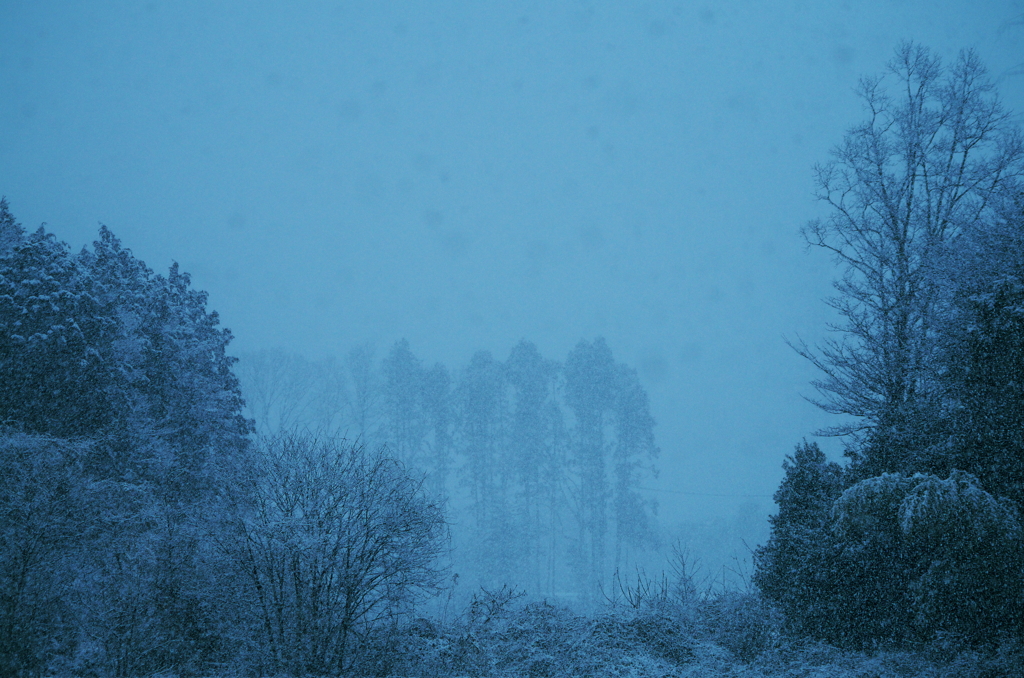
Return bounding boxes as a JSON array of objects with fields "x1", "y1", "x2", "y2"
[{"x1": 3, "y1": 15, "x2": 1024, "y2": 678}]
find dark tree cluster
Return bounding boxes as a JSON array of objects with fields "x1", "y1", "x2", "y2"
[
  {"x1": 757, "y1": 44, "x2": 1024, "y2": 649},
  {"x1": 0, "y1": 203, "x2": 446, "y2": 677}
]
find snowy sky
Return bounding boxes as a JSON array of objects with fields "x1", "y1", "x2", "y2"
[{"x1": 2, "y1": 1, "x2": 1022, "y2": 530}]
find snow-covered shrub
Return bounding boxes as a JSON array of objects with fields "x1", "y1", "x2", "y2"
[
  {"x1": 898, "y1": 470, "x2": 1023, "y2": 640},
  {"x1": 395, "y1": 589, "x2": 700, "y2": 678},
  {"x1": 759, "y1": 463, "x2": 1024, "y2": 649},
  {"x1": 699, "y1": 590, "x2": 781, "y2": 661},
  {"x1": 827, "y1": 471, "x2": 1022, "y2": 646},
  {"x1": 344, "y1": 618, "x2": 456, "y2": 678},
  {"x1": 624, "y1": 612, "x2": 696, "y2": 664}
]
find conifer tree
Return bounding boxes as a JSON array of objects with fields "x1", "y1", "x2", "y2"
[
  {"x1": 0, "y1": 207, "x2": 252, "y2": 674},
  {"x1": 456, "y1": 350, "x2": 509, "y2": 584},
  {"x1": 754, "y1": 442, "x2": 844, "y2": 638},
  {"x1": 928, "y1": 192, "x2": 1024, "y2": 506},
  {"x1": 564, "y1": 338, "x2": 616, "y2": 594},
  {"x1": 505, "y1": 339, "x2": 562, "y2": 593},
  {"x1": 382, "y1": 339, "x2": 428, "y2": 467},
  {"x1": 0, "y1": 197, "x2": 24, "y2": 256},
  {"x1": 422, "y1": 361, "x2": 454, "y2": 499},
  {"x1": 611, "y1": 363, "x2": 659, "y2": 570},
  {"x1": 0, "y1": 227, "x2": 113, "y2": 437}
]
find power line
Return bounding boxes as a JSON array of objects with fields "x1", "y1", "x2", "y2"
[{"x1": 638, "y1": 486, "x2": 773, "y2": 499}]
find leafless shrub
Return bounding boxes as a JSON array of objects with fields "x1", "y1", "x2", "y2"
[{"x1": 222, "y1": 431, "x2": 448, "y2": 676}]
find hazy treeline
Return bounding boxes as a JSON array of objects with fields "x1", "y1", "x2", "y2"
[
  {"x1": 0, "y1": 195, "x2": 661, "y2": 676},
  {"x1": 236, "y1": 335, "x2": 660, "y2": 602}
]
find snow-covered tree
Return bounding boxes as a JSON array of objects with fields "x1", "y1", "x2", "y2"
[
  {"x1": 760, "y1": 464, "x2": 1023, "y2": 647},
  {"x1": 0, "y1": 209, "x2": 253, "y2": 674},
  {"x1": 564, "y1": 338, "x2": 616, "y2": 596},
  {"x1": 505, "y1": 339, "x2": 566, "y2": 594},
  {"x1": 456, "y1": 349, "x2": 511, "y2": 583},
  {"x1": 0, "y1": 433, "x2": 88, "y2": 677},
  {"x1": 344, "y1": 343, "x2": 383, "y2": 444},
  {"x1": 564, "y1": 338, "x2": 659, "y2": 599},
  {"x1": 0, "y1": 197, "x2": 24, "y2": 257},
  {"x1": 421, "y1": 361, "x2": 454, "y2": 499},
  {"x1": 382, "y1": 339, "x2": 429, "y2": 467},
  {"x1": 0, "y1": 227, "x2": 115, "y2": 438},
  {"x1": 611, "y1": 363, "x2": 660, "y2": 570},
  {"x1": 754, "y1": 442, "x2": 844, "y2": 639},
  {"x1": 926, "y1": 192, "x2": 1024, "y2": 506}
]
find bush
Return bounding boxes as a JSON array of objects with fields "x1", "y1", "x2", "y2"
[
  {"x1": 699, "y1": 590, "x2": 781, "y2": 662},
  {"x1": 759, "y1": 467, "x2": 1024, "y2": 648},
  {"x1": 391, "y1": 586, "x2": 698, "y2": 678}
]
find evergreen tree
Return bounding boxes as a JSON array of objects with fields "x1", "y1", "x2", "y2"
[
  {"x1": 422, "y1": 361, "x2": 454, "y2": 499},
  {"x1": 0, "y1": 433, "x2": 88, "y2": 677},
  {"x1": 83, "y1": 228, "x2": 250, "y2": 493},
  {"x1": 754, "y1": 442, "x2": 844, "y2": 639},
  {"x1": 927, "y1": 193, "x2": 1024, "y2": 507},
  {"x1": 0, "y1": 227, "x2": 115, "y2": 438},
  {"x1": 0, "y1": 208, "x2": 252, "y2": 674},
  {"x1": 757, "y1": 447, "x2": 1024, "y2": 646},
  {"x1": 382, "y1": 339, "x2": 428, "y2": 467},
  {"x1": 564, "y1": 338, "x2": 616, "y2": 595},
  {"x1": 505, "y1": 339, "x2": 563, "y2": 594},
  {"x1": 764, "y1": 47, "x2": 1024, "y2": 648},
  {"x1": 77, "y1": 230, "x2": 250, "y2": 672},
  {"x1": 0, "y1": 197, "x2": 25, "y2": 257},
  {"x1": 611, "y1": 363, "x2": 659, "y2": 570},
  {"x1": 898, "y1": 470, "x2": 1024, "y2": 641},
  {"x1": 345, "y1": 343, "x2": 382, "y2": 445},
  {"x1": 561, "y1": 338, "x2": 658, "y2": 597},
  {"x1": 456, "y1": 350, "x2": 510, "y2": 585}
]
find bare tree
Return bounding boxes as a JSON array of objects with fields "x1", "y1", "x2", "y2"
[
  {"x1": 224, "y1": 432, "x2": 447, "y2": 675},
  {"x1": 795, "y1": 43, "x2": 1023, "y2": 468},
  {"x1": 236, "y1": 349, "x2": 356, "y2": 436},
  {"x1": 235, "y1": 349, "x2": 321, "y2": 434}
]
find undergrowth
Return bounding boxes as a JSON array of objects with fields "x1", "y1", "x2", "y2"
[{"x1": 368, "y1": 558, "x2": 1023, "y2": 678}]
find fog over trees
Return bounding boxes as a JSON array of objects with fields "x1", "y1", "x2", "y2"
[
  {"x1": 236, "y1": 334, "x2": 659, "y2": 604},
  {"x1": 2, "y1": 40, "x2": 1024, "y2": 678}
]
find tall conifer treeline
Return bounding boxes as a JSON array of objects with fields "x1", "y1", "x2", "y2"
[{"x1": 237, "y1": 336, "x2": 661, "y2": 602}]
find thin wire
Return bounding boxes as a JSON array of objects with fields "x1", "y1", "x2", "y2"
[{"x1": 638, "y1": 486, "x2": 773, "y2": 499}]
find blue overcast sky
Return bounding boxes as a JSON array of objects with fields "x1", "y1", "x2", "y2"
[{"x1": 2, "y1": 1, "x2": 1022, "y2": 527}]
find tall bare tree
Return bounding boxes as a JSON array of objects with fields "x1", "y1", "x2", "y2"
[{"x1": 795, "y1": 43, "x2": 1023, "y2": 471}]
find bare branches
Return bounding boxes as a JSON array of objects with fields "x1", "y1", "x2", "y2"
[
  {"x1": 799, "y1": 44, "x2": 1024, "y2": 451},
  {"x1": 224, "y1": 432, "x2": 447, "y2": 675}
]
